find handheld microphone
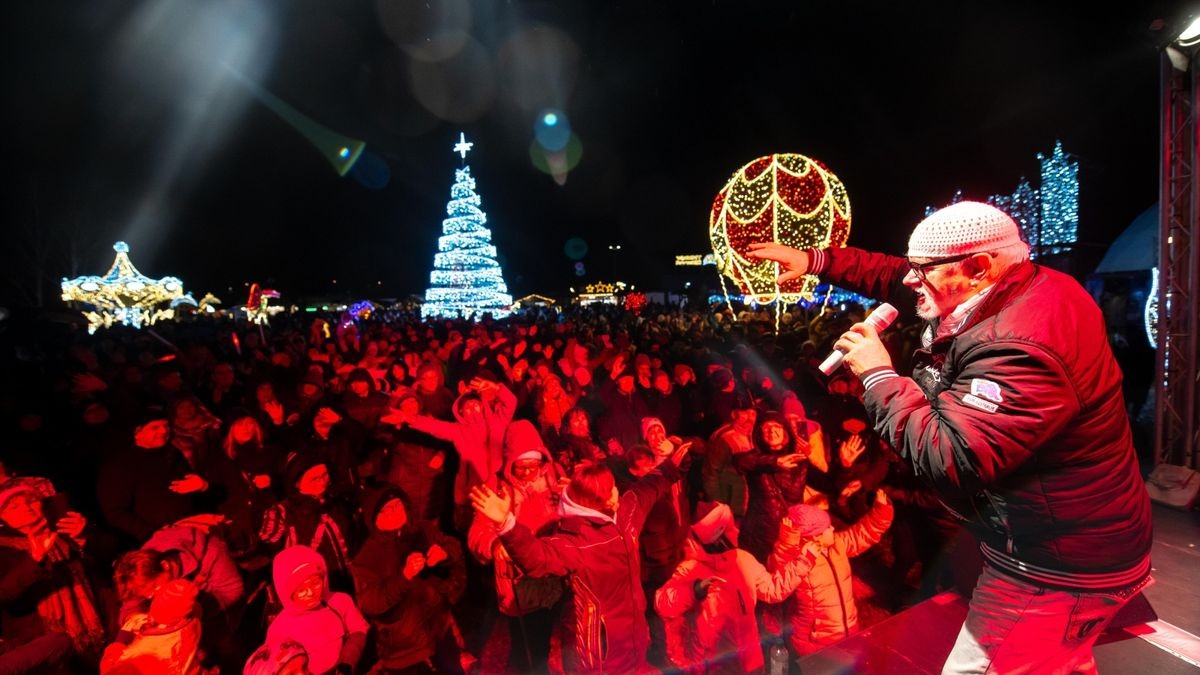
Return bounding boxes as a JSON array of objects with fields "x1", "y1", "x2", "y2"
[{"x1": 818, "y1": 303, "x2": 899, "y2": 375}]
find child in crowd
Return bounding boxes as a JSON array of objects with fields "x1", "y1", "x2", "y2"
[
  {"x1": 101, "y1": 578, "x2": 205, "y2": 674},
  {"x1": 655, "y1": 502, "x2": 818, "y2": 673},
  {"x1": 772, "y1": 498, "x2": 894, "y2": 656},
  {"x1": 266, "y1": 545, "x2": 368, "y2": 675}
]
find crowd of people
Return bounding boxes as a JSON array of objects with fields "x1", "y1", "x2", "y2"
[
  {"x1": 0, "y1": 296, "x2": 957, "y2": 674},
  {"x1": 2, "y1": 202, "x2": 1153, "y2": 675}
]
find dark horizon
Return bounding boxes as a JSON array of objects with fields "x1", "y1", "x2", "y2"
[{"x1": 1, "y1": 0, "x2": 1184, "y2": 307}]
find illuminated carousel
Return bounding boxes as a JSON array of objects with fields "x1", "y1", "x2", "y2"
[{"x1": 61, "y1": 241, "x2": 193, "y2": 334}]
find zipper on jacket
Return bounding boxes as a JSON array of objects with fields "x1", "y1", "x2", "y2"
[{"x1": 823, "y1": 551, "x2": 851, "y2": 638}]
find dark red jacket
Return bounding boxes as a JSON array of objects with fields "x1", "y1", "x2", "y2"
[
  {"x1": 820, "y1": 247, "x2": 1152, "y2": 590},
  {"x1": 499, "y1": 462, "x2": 679, "y2": 673},
  {"x1": 736, "y1": 449, "x2": 808, "y2": 565}
]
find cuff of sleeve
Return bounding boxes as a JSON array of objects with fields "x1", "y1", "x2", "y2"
[
  {"x1": 496, "y1": 513, "x2": 517, "y2": 535},
  {"x1": 860, "y1": 367, "x2": 899, "y2": 392},
  {"x1": 805, "y1": 248, "x2": 830, "y2": 275}
]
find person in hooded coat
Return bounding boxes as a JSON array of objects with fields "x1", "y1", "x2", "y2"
[
  {"x1": 735, "y1": 411, "x2": 812, "y2": 565},
  {"x1": 654, "y1": 502, "x2": 818, "y2": 674},
  {"x1": 341, "y1": 367, "x2": 389, "y2": 433},
  {"x1": 771, "y1": 501, "x2": 894, "y2": 657},
  {"x1": 402, "y1": 376, "x2": 516, "y2": 529},
  {"x1": 352, "y1": 484, "x2": 468, "y2": 673},
  {"x1": 266, "y1": 545, "x2": 368, "y2": 675},
  {"x1": 466, "y1": 420, "x2": 566, "y2": 673}
]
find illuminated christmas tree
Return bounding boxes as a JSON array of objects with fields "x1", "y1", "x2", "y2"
[{"x1": 422, "y1": 133, "x2": 513, "y2": 319}]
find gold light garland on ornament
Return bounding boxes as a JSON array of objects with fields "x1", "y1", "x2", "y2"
[{"x1": 709, "y1": 154, "x2": 851, "y2": 316}]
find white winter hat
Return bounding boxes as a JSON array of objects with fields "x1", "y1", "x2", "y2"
[{"x1": 907, "y1": 201, "x2": 1026, "y2": 259}]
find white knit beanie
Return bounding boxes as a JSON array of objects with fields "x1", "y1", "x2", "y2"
[{"x1": 907, "y1": 201, "x2": 1026, "y2": 258}]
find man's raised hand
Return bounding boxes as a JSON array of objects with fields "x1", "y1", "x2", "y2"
[{"x1": 746, "y1": 243, "x2": 811, "y2": 283}]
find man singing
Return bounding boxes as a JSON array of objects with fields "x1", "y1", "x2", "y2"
[{"x1": 750, "y1": 201, "x2": 1152, "y2": 673}]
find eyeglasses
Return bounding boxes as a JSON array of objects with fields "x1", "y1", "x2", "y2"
[{"x1": 905, "y1": 253, "x2": 976, "y2": 281}]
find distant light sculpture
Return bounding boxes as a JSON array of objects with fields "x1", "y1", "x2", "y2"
[
  {"x1": 245, "y1": 283, "x2": 281, "y2": 325},
  {"x1": 61, "y1": 241, "x2": 189, "y2": 334}
]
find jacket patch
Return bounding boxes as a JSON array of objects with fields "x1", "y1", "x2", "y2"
[
  {"x1": 963, "y1": 394, "x2": 998, "y2": 413},
  {"x1": 970, "y1": 378, "x2": 1004, "y2": 403}
]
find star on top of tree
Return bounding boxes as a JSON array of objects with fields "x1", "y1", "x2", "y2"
[{"x1": 453, "y1": 132, "x2": 474, "y2": 160}]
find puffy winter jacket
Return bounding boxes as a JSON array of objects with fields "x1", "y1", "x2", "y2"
[
  {"x1": 736, "y1": 447, "x2": 809, "y2": 564},
  {"x1": 352, "y1": 486, "x2": 466, "y2": 670},
  {"x1": 769, "y1": 498, "x2": 893, "y2": 654},
  {"x1": 655, "y1": 543, "x2": 815, "y2": 672},
  {"x1": 408, "y1": 384, "x2": 516, "y2": 505},
  {"x1": 129, "y1": 524, "x2": 243, "y2": 621},
  {"x1": 467, "y1": 441, "x2": 565, "y2": 617},
  {"x1": 814, "y1": 246, "x2": 1153, "y2": 590},
  {"x1": 267, "y1": 545, "x2": 368, "y2": 674},
  {"x1": 499, "y1": 462, "x2": 679, "y2": 673}
]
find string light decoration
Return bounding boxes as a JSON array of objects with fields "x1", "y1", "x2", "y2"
[
  {"x1": 1145, "y1": 267, "x2": 1160, "y2": 349},
  {"x1": 709, "y1": 153, "x2": 851, "y2": 310},
  {"x1": 245, "y1": 283, "x2": 281, "y2": 325},
  {"x1": 61, "y1": 241, "x2": 190, "y2": 334},
  {"x1": 991, "y1": 177, "x2": 1041, "y2": 255},
  {"x1": 624, "y1": 291, "x2": 647, "y2": 315},
  {"x1": 575, "y1": 281, "x2": 625, "y2": 306},
  {"x1": 976, "y1": 140, "x2": 1079, "y2": 260},
  {"x1": 422, "y1": 133, "x2": 514, "y2": 320},
  {"x1": 1037, "y1": 141, "x2": 1079, "y2": 255},
  {"x1": 350, "y1": 300, "x2": 376, "y2": 320}
]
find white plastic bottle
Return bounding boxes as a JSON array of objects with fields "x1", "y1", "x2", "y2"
[{"x1": 769, "y1": 639, "x2": 790, "y2": 675}]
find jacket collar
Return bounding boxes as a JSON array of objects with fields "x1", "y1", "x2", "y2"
[{"x1": 928, "y1": 260, "x2": 1038, "y2": 344}]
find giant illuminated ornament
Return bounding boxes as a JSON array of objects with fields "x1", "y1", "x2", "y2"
[
  {"x1": 422, "y1": 133, "x2": 514, "y2": 319},
  {"x1": 709, "y1": 154, "x2": 851, "y2": 307},
  {"x1": 61, "y1": 242, "x2": 190, "y2": 334}
]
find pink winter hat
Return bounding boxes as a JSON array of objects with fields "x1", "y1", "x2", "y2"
[
  {"x1": 640, "y1": 416, "x2": 665, "y2": 440},
  {"x1": 788, "y1": 504, "x2": 832, "y2": 537}
]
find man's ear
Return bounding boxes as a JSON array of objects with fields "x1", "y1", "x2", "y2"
[{"x1": 964, "y1": 252, "x2": 994, "y2": 281}]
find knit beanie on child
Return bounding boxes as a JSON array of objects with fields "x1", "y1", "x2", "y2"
[
  {"x1": 907, "y1": 201, "x2": 1026, "y2": 259},
  {"x1": 788, "y1": 504, "x2": 832, "y2": 537},
  {"x1": 691, "y1": 501, "x2": 738, "y2": 546}
]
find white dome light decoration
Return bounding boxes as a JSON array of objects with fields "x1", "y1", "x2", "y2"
[
  {"x1": 61, "y1": 241, "x2": 193, "y2": 334},
  {"x1": 422, "y1": 133, "x2": 514, "y2": 320}
]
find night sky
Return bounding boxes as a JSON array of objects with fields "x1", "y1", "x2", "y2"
[{"x1": 2, "y1": 0, "x2": 1186, "y2": 306}]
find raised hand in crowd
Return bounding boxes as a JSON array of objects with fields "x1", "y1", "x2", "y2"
[
  {"x1": 263, "y1": 399, "x2": 285, "y2": 426},
  {"x1": 403, "y1": 551, "x2": 426, "y2": 580},
  {"x1": 468, "y1": 483, "x2": 513, "y2": 526},
  {"x1": 839, "y1": 434, "x2": 866, "y2": 466},
  {"x1": 71, "y1": 371, "x2": 108, "y2": 395},
  {"x1": 669, "y1": 439, "x2": 693, "y2": 466},
  {"x1": 169, "y1": 473, "x2": 209, "y2": 494},
  {"x1": 776, "y1": 452, "x2": 807, "y2": 470},
  {"x1": 425, "y1": 543, "x2": 448, "y2": 567}
]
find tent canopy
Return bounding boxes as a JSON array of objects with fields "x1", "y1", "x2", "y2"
[{"x1": 1095, "y1": 205, "x2": 1157, "y2": 274}]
